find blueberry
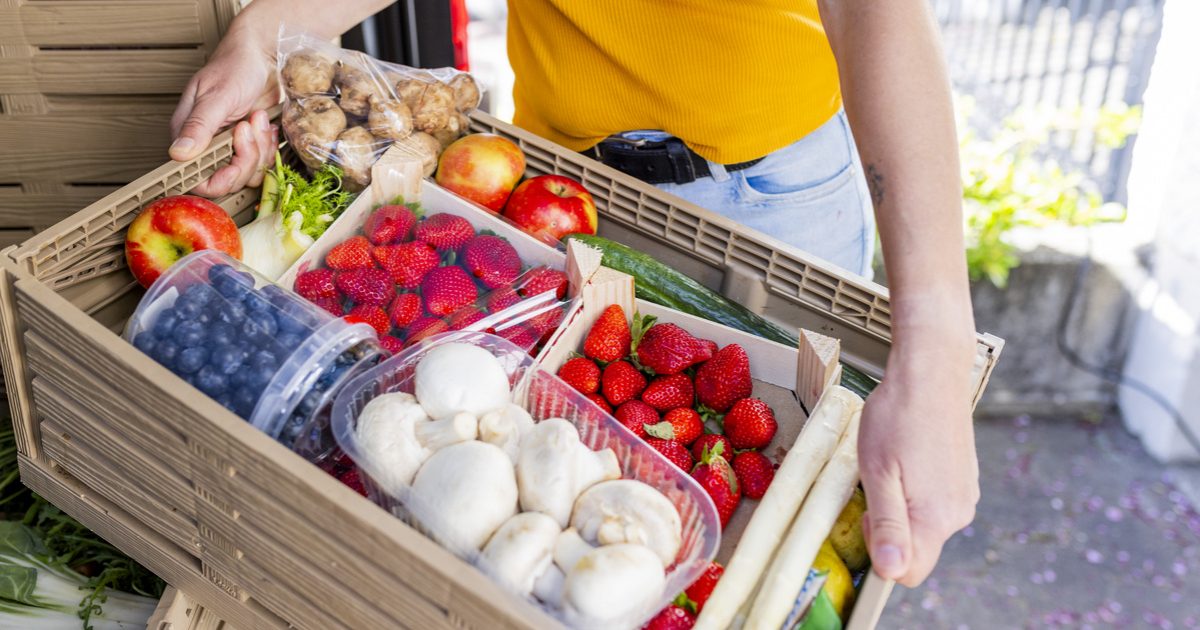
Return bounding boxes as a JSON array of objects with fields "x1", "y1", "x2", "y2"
[
  {"x1": 241, "y1": 312, "x2": 278, "y2": 338},
  {"x1": 213, "y1": 274, "x2": 252, "y2": 300},
  {"x1": 152, "y1": 340, "x2": 180, "y2": 366},
  {"x1": 216, "y1": 301, "x2": 247, "y2": 325},
  {"x1": 250, "y1": 349, "x2": 278, "y2": 370},
  {"x1": 207, "y1": 263, "x2": 234, "y2": 282},
  {"x1": 176, "y1": 346, "x2": 209, "y2": 374},
  {"x1": 216, "y1": 394, "x2": 237, "y2": 413},
  {"x1": 152, "y1": 309, "x2": 180, "y2": 338},
  {"x1": 173, "y1": 321, "x2": 205, "y2": 347},
  {"x1": 242, "y1": 292, "x2": 272, "y2": 314},
  {"x1": 174, "y1": 296, "x2": 203, "y2": 318},
  {"x1": 245, "y1": 362, "x2": 276, "y2": 389},
  {"x1": 261, "y1": 285, "x2": 288, "y2": 306},
  {"x1": 232, "y1": 386, "x2": 260, "y2": 418},
  {"x1": 209, "y1": 322, "x2": 237, "y2": 347},
  {"x1": 195, "y1": 309, "x2": 215, "y2": 325},
  {"x1": 274, "y1": 333, "x2": 302, "y2": 356},
  {"x1": 275, "y1": 312, "x2": 308, "y2": 336},
  {"x1": 209, "y1": 345, "x2": 245, "y2": 375},
  {"x1": 195, "y1": 366, "x2": 228, "y2": 396},
  {"x1": 133, "y1": 332, "x2": 157, "y2": 354}
]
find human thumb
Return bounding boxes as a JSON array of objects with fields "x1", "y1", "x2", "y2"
[
  {"x1": 860, "y1": 462, "x2": 912, "y2": 580},
  {"x1": 169, "y1": 89, "x2": 229, "y2": 162}
]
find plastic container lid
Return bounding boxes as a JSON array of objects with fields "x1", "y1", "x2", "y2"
[
  {"x1": 330, "y1": 331, "x2": 720, "y2": 629},
  {"x1": 124, "y1": 249, "x2": 378, "y2": 445}
]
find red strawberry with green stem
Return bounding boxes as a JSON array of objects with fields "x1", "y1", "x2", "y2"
[
  {"x1": 695, "y1": 344, "x2": 753, "y2": 413},
  {"x1": 335, "y1": 268, "x2": 393, "y2": 306},
  {"x1": 518, "y1": 267, "x2": 569, "y2": 300},
  {"x1": 487, "y1": 286, "x2": 522, "y2": 313},
  {"x1": 462, "y1": 234, "x2": 522, "y2": 289},
  {"x1": 373, "y1": 241, "x2": 440, "y2": 288},
  {"x1": 583, "y1": 304, "x2": 631, "y2": 363},
  {"x1": 387, "y1": 292, "x2": 422, "y2": 328},
  {"x1": 615, "y1": 400, "x2": 657, "y2": 438},
  {"x1": 363, "y1": 203, "x2": 421, "y2": 245},
  {"x1": 312, "y1": 297, "x2": 344, "y2": 317},
  {"x1": 586, "y1": 392, "x2": 612, "y2": 414},
  {"x1": 683, "y1": 562, "x2": 725, "y2": 614},
  {"x1": 647, "y1": 438, "x2": 693, "y2": 471},
  {"x1": 602, "y1": 360, "x2": 647, "y2": 406},
  {"x1": 632, "y1": 314, "x2": 714, "y2": 375},
  {"x1": 732, "y1": 451, "x2": 775, "y2": 500},
  {"x1": 295, "y1": 268, "x2": 337, "y2": 300},
  {"x1": 643, "y1": 604, "x2": 695, "y2": 630},
  {"x1": 646, "y1": 407, "x2": 703, "y2": 446},
  {"x1": 326, "y1": 235, "x2": 373, "y2": 270},
  {"x1": 558, "y1": 356, "x2": 601, "y2": 395},
  {"x1": 692, "y1": 434, "x2": 733, "y2": 464},
  {"x1": 414, "y1": 213, "x2": 474, "y2": 251},
  {"x1": 642, "y1": 373, "x2": 695, "y2": 411},
  {"x1": 421, "y1": 266, "x2": 479, "y2": 316},
  {"x1": 345, "y1": 304, "x2": 390, "y2": 336},
  {"x1": 691, "y1": 441, "x2": 741, "y2": 528},
  {"x1": 722, "y1": 398, "x2": 777, "y2": 450}
]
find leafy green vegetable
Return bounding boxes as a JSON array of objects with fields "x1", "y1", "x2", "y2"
[{"x1": 260, "y1": 152, "x2": 355, "y2": 239}]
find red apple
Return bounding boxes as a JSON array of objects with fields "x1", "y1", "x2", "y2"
[
  {"x1": 435, "y1": 133, "x2": 526, "y2": 212},
  {"x1": 503, "y1": 175, "x2": 598, "y2": 243},
  {"x1": 125, "y1": 195, "x2": 241, "y2": 288}
]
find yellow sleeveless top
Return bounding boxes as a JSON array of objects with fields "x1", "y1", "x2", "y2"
[{"x1": 507, "y1": 0, "x2": 842, "y2": 164}]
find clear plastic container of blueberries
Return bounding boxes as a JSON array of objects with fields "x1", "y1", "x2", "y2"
[{"x1": 124, "y1": 250, "x2": 382, "y2": 454}]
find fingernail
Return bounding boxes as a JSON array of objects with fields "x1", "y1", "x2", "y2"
[
  {"x1": 170, "y1": 137, "x2": 194, "y2": 156},
  {"x1": 875, "y1": 544, "x2": 903, "y2": 570},
  {"x1": 256, "y1": 114, "x2": 269, "y2": 132}
]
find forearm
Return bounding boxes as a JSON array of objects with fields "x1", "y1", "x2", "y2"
[
  {"x1": 227, "y1": 0, "x2": 396, "y2": 57},
  {"x1": 819, "y1": 0, "x2": 976, "y2": 376}
]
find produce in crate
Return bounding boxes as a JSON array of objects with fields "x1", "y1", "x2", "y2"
[
  {"x1": 278, "y1": 29, "x2": 482, "y2": 187},
  {"x1": 124, "y1": 195, "x2": 241, "y2": 288},
  {"x1": 503, "y1": 174, "x2": 598, "y2": 243},
  {"x1": 435, "y1": 134, "x2": 527, "y2": 211},
  {"x1": 331, "y1": 333, "x2": 719, "y2": 628}
]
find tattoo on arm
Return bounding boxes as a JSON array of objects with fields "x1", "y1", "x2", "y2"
[{"x1": 866, "y1": 163, "x2": 885, "y2": 207}]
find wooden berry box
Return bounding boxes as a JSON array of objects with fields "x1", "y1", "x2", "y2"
[{"x1": 0, "y1": 112, "x2": 1003, "y2": 628}]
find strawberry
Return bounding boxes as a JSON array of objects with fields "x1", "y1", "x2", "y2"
[
  {"x1": 421, "y1": 266, "x2": 479, "y2": 316},
  {"x1": 462, "y1": 234, "x2": 522, "y2": 289},
  {"x1": 646, "y1": 408, "x2": 703, "y2": 446},
  {"x1": 448, "y1": 307, "x2": 487, "y2": 331},
  {"x1": 414, "y1": 213, "x2": 475, "y2": 251},
  {"x1": 337, "y1": 467, "x2": 369, "y2": 497},
  {"x1": 695, "y1": 344, "x2": 752, "y2": 412},
  {"x1": 345, "y1": 304, "x2": 390, "y2": 335},
  {"x1": 311, "y1": 296, "x2": 344, "y2": 317},
  {"x1": 486, "y1": 286, "x2": 522, "y2": 313},
  {"x1": 723, "y1": 398, "x2": 777, "y2": 450},
  {"x1": 558, "y1": 356, "x2": 601, "y2": 394},
  {"x1": 294, "y1": 268, "x2": 337, "y2": 300},
  {"x1": 326, "y1": 235, "x2": 374, "y2": 270},
  {"x1": 387, "y1": 292, "x2": 422, "y2": 328},
  {"x1": 602, "y1": 360, "x2": 647, "y2": 406},
  {"x1": 373, "y1": 241, "x2": 440, "y2": 288},
  {"x1": 643, "y1": 605, "x2": 695, "y2": 630},
  {"x1": 335, "y1": 268, "x2": 393, "y2": 306},
  {"x1": 378, "y1": 335, "x2": 405, "y2": 354},
  {"x1": 497, "y1": 324, "x2": 539, "y2": 349},
  {"x1": 641, "y1": 373, "x2": 695, "y2": 412},
  {"x1": 691, "y1": 441, "x2": 740, "y2": 528},
  {"x1": 692, "y1": 434, "x2": 734, "y2": 464},
  {"x1": 363, "y1": 204, "x2": 420, "y2": 245},
  {"x1": 702, "y1": 339, "x2": 718, "y2": 356},
  {"x1": 518, "y1": 266, "x2": 569, "y2": 300},
  {"x1": 632, "y1": 315, "x2": 714, "y2": 375},
  {"x1": 584, "y1": 304, "x2": 631, "y2": 363},
  {"x1": 614, "y1": 400, "x2": 657, "y2": 438},
  {"x1": 684, "y1": 562, "x2": 725, "y2": 613},
  {"x1": 647, "y1": 438, "x2": 693, "y2": 471},
  {"x1": 732, "y1": 451, "x2": 775, "y2": 500},
  {"x1": 586, "y1": 392, "x2": 613, "y2": 414},
  {"x1": 526, "y1": 305, "x2": 564, "y2": 336},
  {"x1": 407, "y1": 317, "x2": 448, "y2": 344}
]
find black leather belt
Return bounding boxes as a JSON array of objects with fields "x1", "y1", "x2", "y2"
[{"x1": 587, "y1": 136, "x2": 763, "y2": 185}]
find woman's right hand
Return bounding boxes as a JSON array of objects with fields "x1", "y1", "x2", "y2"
[{"x1": 169, "y1": 23, "x2": 280, "y2": 197}]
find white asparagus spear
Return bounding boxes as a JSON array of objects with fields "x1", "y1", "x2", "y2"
[
  {"x1": 694, "y1": 386, "x2": 863, "y2": 630},
  {"x1": 743, "y1": 406, "x2": 864, "y2": 630}
]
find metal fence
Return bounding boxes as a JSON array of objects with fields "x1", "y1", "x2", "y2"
[{"x1": 933, "y1": 0, "x2": 1166, "y2": 202}]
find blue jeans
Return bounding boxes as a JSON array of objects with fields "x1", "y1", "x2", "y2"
[{"x1": 635, "y1": 111, "x2": 876, "y2": 277}]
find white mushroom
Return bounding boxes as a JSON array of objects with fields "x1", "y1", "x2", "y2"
[
  {"x1": 552, "y1": 527, "x2": 596, "y2": 574},
  {"x1": 570, "y1": 479, "x2": 683, "y2": 567},
  {"x1": 560, "y1": 543, "x2": 666, "y2": 625},
  {"x1": 480, "y1": 512, "x2": 561, "y2": 597},
  {"x1": 517, "y1": 419, "x2": 621, "y2": 526},
  {"x1": 411, "y1": 441, "x2": 518, "y2": 551},
  {"x1": 414, "y1": 412, "x2": 478, "y2": 451},
  {"x1": 479, "y1": 403, "x2": 535, "y2": 462},
  {"x1": 415, "y1": 343, "x2": 511, "y2": 420},
  {"x1": 532, "y1": 564, "x2": 565, "y2": 607},
  {"x1": 354, "y1": 392, "x2": 431, "y2": 493}
]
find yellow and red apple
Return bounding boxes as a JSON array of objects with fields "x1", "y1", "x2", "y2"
[
  {"x1": 125, "y1": 195, "x2": 241, "y2": 288},
  {"x1": 435, "y1": 133, "x2": 526, "y2": 212},
  {"x1": 503, "y1": 175, "x2": 597, "y2": 243}
]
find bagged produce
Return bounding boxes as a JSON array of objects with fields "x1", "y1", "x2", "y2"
[{"x1": 277, "y1": 27, "x2": 483, "y2": 190}]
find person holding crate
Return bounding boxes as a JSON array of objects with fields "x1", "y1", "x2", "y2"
[{"x1": 168, "y1": 0, "x2": 979, "y2": 589}]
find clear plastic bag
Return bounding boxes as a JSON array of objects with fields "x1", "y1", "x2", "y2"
[{"x1": 277, "y1": 27, "x2": 483, "y2": 190}]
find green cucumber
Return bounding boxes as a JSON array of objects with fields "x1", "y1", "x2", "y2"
[{"x1": 565, "y1": 233, "x2": 878, "y2": 397}]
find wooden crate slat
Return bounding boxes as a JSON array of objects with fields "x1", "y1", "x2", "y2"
[
  {"x1": 0, "y1": 114, "x2": 171, "y2": 181},
  {"x1": 0, "y1": 1, "x2": 204, "y2": 48},
  {"x1": 0, "y1": 48, "x2": 206, "y2": 96},
  {"x1": 0, "y1": 184, "x2": 121, "y2": 225}
]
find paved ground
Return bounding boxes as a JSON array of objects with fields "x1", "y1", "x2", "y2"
[{"x1": 881, "y1": 413, "x2": 1200, "y2": 629}]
